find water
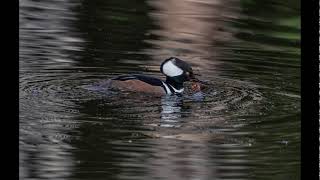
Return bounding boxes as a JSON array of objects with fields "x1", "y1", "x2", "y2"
[{"x1": 19, "y1": 0, "x2": 300, "y2": 179}]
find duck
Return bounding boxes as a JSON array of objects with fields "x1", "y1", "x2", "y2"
[{"x1": 107, "y1": 57, "x2": 199, "y2": 96}]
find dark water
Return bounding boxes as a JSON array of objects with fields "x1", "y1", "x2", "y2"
[{"x1": 19, "y1": 0, "x2": 300, "y2": 179}]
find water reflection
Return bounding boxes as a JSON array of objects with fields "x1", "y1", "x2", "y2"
[
  {"x1": 72, "y1": 89, "x2": 252, "y2": 179},
  {"x1": 74, "y1": 0, "x2": 154, "y2": 72},
  {"x1": 19, "y1": 0, "x2": 84, "y2": 70},
  {"x1": 19, "y1": 0, "x2": 83, "y2": 179},
  {"x1": 160, "y1": 96, "x2": 183, "y2": 127},
  {"x1": 19, "y1": 0, "x2": 300, "y2": 179},
  {"x1": 144, "y1": 0, "x2": 239, "y2": 74},
  {"x1": 140, "y1": 96, "x2": 237, "y2": 180}
]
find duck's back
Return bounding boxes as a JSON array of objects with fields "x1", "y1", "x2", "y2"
[{"x1": 109, "y1": 75, "x2": 166, "y2": 95}]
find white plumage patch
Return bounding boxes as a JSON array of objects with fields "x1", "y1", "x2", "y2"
[
  {"x1": 168, "y1": 84, "x2": 184, "y2": 93},
  {"x1": 162, "y1": 60, "x2": 183, "y2": 77},
  {"x1": 161, "y1": 81, "x2": 172, "y2": 95},
  {"x1": 161, "y1": 81, "x2": 184, "y2": 95}
]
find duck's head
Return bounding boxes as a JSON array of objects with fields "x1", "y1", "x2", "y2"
[{"x1": 160, "y1": 57, "x2": 198, "y2": 86}]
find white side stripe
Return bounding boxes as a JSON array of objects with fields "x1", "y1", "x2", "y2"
[
  {"x1": 162, "y1": 81, "x2": 172, "y2": 95},
  {"x1": 168, "y1": 84, "x2": 184, "y2": 93}
]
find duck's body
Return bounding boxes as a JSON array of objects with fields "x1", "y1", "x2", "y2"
[
  {"x1": 109, "y1": 75, "x2": 167, "y2": 96},
  {"x1": 108, "y1": 57, "x2": 198, "y2": 96}
]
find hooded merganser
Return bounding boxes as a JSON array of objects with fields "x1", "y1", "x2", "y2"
[{"x1": 108, "y1": 57, "x2": 198, "y2": 96}]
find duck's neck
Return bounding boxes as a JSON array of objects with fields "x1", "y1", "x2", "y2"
[{"x1": 165, "y1": 77, "x2": 184, "y2": 93}]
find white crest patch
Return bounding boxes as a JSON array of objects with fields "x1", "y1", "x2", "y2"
[{"x1": 162, "y1": 60, "x2": 183, "y2": 77}]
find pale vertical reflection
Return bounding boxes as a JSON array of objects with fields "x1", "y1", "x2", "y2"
[
  {"x1": 146, "y1": 138, "x2": 219, "y2": 179},
  {"x1": 160, "y1": 96, "x2": 182, "y2": 127},
  {"x1": 19, "y1": 0, "x2": 84, "y2": 71},
  {"x1": 144, "y1": 0, "x2": 239, "y2": 70},
  {"x1": 19, "y1": 0, "x2": 83, "y2": 179},
  {"x1": 151, "y1": 98, "x2": 220, "y2": 179},
  {"x1": 136, "y1": 0, "x2": 248, "y2": 179}
]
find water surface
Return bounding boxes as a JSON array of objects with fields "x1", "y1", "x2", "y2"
[{"x1": 20, "y1": 0, "x2": 300, "y2": 179}]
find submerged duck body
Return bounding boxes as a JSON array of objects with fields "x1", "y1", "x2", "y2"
[
  {"x1": 108, "y1": 57, "x2": 197, "y2": 96},
  {"x1": 110, "y1": 74, "x2": 182, "y2": 95}
]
